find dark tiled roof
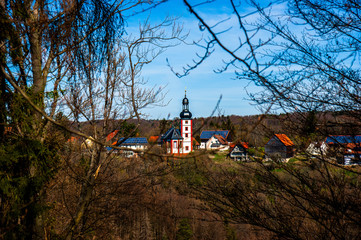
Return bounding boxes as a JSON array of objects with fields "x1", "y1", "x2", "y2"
[
  {"x1": 200, "y1": 130, "x2": 229, "y2": 140},
  {"x1": 274, "y1": 134, "x2": 294, "y2": 146},
  {"x1": 116, "y1": 137, "x2": 148, "y2": 145},
  {"x1": 180, "y1": 109, "x2": 192, "y2": 119},
  {"x1": 106, "y1": 137, "x2": 148, "y2": 151},
  {"x1": 161, "y1": 127, "x2": 183, "y2": 141},
  {"x1": 325, "y1": 135, "x2": 361, "y2": 144}
]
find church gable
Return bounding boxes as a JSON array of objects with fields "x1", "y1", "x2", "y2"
[{"x1": 161, "y1": 127, "x2": 183, "y2": 142}]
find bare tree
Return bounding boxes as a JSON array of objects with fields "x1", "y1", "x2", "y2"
[
  {"x1": 173, "y1": 0, "x2": 361, "y2": 239},
  {"x1": 0, "y1": 0, "x2": 182, "y2": 239},
  {"x1": 53, "y1": 17, "x2": 184, "y2": 239},
  {"x1": 180, "y1": 0, "x2": 361, "y2": 128}
]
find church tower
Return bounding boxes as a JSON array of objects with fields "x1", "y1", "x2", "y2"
[{"x1": 179, "y1": 90, "x2": 192, "y2": 154}]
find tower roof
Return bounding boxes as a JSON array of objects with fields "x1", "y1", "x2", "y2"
[
  {"x1": 180, "y1": 109, "x2": 192, "y2": 119},
  {"x1": 180, "y1": 90, "x2": 192, "y2": 119}
]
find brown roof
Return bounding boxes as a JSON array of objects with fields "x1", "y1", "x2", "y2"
[
  {"x1": 275, "y1": 134, "x2": 294, "y2": 146},
  {"x1": 214, "y1": 135, "x2": 227, "y2": 145}
]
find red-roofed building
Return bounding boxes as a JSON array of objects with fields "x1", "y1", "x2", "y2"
[
  {"x1": 344, "y1": 143, "x2": 361, "y2": 165},
  {"x1": 229, "y1": 141, "x2": 249, "y2": 161},
  {"x1": 274, "y1": 134, "x2": 294, "y2": 146},
  {"x1": 265, "y1": 134, "x2": 295, "y2": 159}
]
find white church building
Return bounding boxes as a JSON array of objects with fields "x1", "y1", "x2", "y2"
[{"x1": 161, "y1": 91, "x2": 193, "y2": 155}]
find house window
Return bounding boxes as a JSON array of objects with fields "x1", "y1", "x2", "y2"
[
  {"x1": 185, "y1": 127, "x2": 188, "y2": 131},
  {"x1": 185, "y1": 133, "x2": 188, "y2": 138},
  {"x1": 185, "y1": 146, "x2": 189, "y2": 151}
]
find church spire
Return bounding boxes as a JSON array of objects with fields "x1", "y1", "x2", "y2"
[{"x1": 180, "y1": 89, "x2": 192, "y2": 119}]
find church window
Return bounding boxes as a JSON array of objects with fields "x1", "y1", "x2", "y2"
[
  {"x1": 185, "y1": 127, "x2": 188, "y2": 131},
  {"x1": 185, "y1": 120, "x2": 188, "y2": 124},
  {"x1": 185, "y1": 133, "x2": 188, "y2": 138},
  {"x1": 185, "y1": 146, "x2": 189, "y2": 151},
  {"x1": 174, "y1": 141, "x2": 177, "y2": 148}
]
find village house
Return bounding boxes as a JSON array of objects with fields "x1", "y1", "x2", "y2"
[
  {"x1": 199, "y1": 130, "x2": 230, "y2": 149},
  {"x1": 343, "y1": 144, "x2": 361, "y2": 165},
  {"x1": 306, "y1": 141, "x2": 327, "y2": 157},
  {"x1": 205, "y1": 134, "x2": 229, "y2": 151},
  {"x1": 265, "y1": 134, "x2": 295, "y2": 159},
  {"x1": 322, "y1": 135, "x2": 361, "y2": 165},
  {"x1": 107, "y1": 137, "x2": 148, "y2": 158},
  {"x1": 229, "y1": 141, "x2": 249, "y2": 161}
]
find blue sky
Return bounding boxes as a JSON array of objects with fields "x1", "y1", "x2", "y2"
[{"x1": 124, "y1": 0, "x2": 266, "y2": 119}]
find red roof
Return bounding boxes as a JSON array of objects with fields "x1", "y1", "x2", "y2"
[
  {"x1": 345, "y1": 143, "x2": 361, "y2": 148},
  {"x1": 274, "y1": 134, "x2": 294, "y2": 146},
  {"x1": 240, "y1": 142, "x2": 249, "y2": 149},
  {"x1": 67, "y1": 136, "x2": 80, "y2": 143},
  {"x1": 344, "y1": 143, "x2": 361, "y2": 154},
  {"x1": 106, "y1": 130, "x2": 119, "y2": 142},
  {"x1": 230, "y1": 142, "x2": 249, "y2": 150},
  {"x1": 149, "y1": 136, "x2": 159, "y2": 143}
]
